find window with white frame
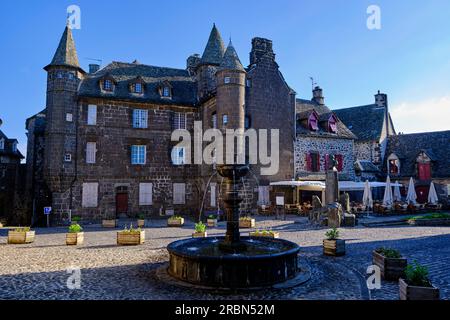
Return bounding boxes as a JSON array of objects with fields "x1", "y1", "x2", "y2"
[
  {"x1": 139, "y1": 183, "x2": 153, "y2": 206},
  {"x1": 86, "y1": 142, "x2": 97, "y2": 164},
  {"x1": 223, "y1": 114, "x2": 228, "y2": 126},
  {"x1": 173, "y1": 112, "x2": 186, "y2": 130},
  {"x1": 212, "y1": 113, "x2": 217, "y2": 129},
  {"x1": 210, "y1": 183, "x2": 217, "y2": 207},
  {"x1": 173, "y1": 183, "x2": 186, "y2": 205},
  {"x1": 162, "y1": 86, "x2": 171, "y2": 97},
  {"x1": 64, "y1": 153, "x2": 72, "y2": 162},
  {"x1": 103, "y1": 79, "x2": 113, "y2": 91},
  {"x1": 224, "y1": 76, "x2": 231, "y2": 84},
  {"x1": 171, "y1": 147, "x2": 186, "y2": 165},
  {"x1": 87, "y1": 105, "x2": 97, "y2": 125},
  {"x1": 134, "y1": 83, "x2": 143, "y2": 94},
  {"x1": 12, "y1": 142, "x2": 17, "y2": 152},
  {"x1": 132, "y1": 109, "x2": 148, "y2": 128},
  {"x1": 66, "y1": 113, "x2": 73, "y2": 122},
  {"x1": 131, "y1": 145, "x2": 146, "y2": 165},
  {"x1": 82, "y1": 182, "x2": 98, "y2": 208},
  {"x1": 0, "y1": 139, "x2": 4, "y2": 150},
  {"x1": 258, "y1": 186, "x2": 270, "y2": 205}
]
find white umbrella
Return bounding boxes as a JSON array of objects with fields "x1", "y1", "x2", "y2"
[
  {"x1": 382, "y1": 176, "x2": 393, "y2": 207},
  {"x1": 428, "y1": 182, "x2": 439, "y2": 205},
  {"x1": 362, "y1": 180, "x2": 373, "y2": 210},
  {"x1": 406, "y1": 177, "x2": 417, "y2": 205},
  {"x1": 393, "y1": 181, "x2": 402, "y2": 202}
]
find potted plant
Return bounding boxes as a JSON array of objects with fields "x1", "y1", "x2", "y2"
[
  {"x1": 137, "y1": 214, "x2": 146, "y2": 228},
  {"x1": 193, "y1": 222, "x2": 207, "y2": 238},
  {"x1": 102, "y1": 215, "x2": 118, "y2": 228},
  {"x1": 399, "y1": 261, "x2": 440, "y2": 300},
  {"x1": 167, "y1": 215, "x2": 184, "y2": 227},
  {"x1": 207, "y1": 214, "x2": 218, "y2": 227},
  {"x1": 66, "y1": 224, "x2": 84, "y2": 246},
  {"x1": 373, "y1": 247, "x2": 407, "y2": 280},
  {"x1": 8, "y1": 227, "x2": 35, "y2": 244},
  {"x1": 239, "y1": 216, "x2": 256, "y2": 228},
  {"x1": 117, "y1": 225, "x2": 145, "y2": 246},
  {"x1": 323, "y1": 228, "x2": 345, "y2": 257},
  {"x1": 250, "y1": 229, "x2": 280, "y2": 239}
]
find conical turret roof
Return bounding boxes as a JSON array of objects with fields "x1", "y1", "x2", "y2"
[
  {"x1": 200, "y1": 24, "x2": 226, "y2": 65},
  {"x1": 45, "y1": 24, "x2": 81, "y2": 71},
  {"x1": 219, "y1": 40, "x2": 245, "y2": 72}
]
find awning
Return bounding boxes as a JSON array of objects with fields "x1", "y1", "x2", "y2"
[{"x1": 270, "y1": 180, "x2": 403, "y2": 192}]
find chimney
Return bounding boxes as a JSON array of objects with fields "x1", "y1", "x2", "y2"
[
  {"x1": 312, "y1": 86, "x2": 325, "y2": 105},
  {"x1": 375, "y1": 90, "x2": 388, "y2": 107},
  {"x1": 186, "y1": 54, "x2": 201, "y2": 75},
  {"x1": 89, "y1": 64, "x2": 100, "y2": 74},
  {"x1": 250, "y1": 37, "x2": 275, "y2": 65}
]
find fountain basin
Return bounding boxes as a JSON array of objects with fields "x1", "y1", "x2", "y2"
[{"x1": 167, "y1": 237, "x2": 300, "y2": 288}]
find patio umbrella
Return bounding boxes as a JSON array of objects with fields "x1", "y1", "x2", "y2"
[
  {"x1": 393, "y1": 181, "x2": 402, "y2": 202},
  {"x1": 382, "y1": 176, "x2": 393, "y2": 207},
  {"x1": 362, "y1": 180, "x2": 373, "y2": 210},
  {"x1": 428, "y1": 182, "x2": 439, "y2": 205},
  {"x1": 406, "y1": 177, "x2": 417, "y2": 205}
]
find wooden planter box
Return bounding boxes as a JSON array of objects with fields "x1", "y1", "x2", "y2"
[
  {"x1": 102, "y1": 219, "x2": 118, "y2": 228},
  {"x1": 137, "y1": 219, "x2": 145, "y2": 228},
  {"x1": 192, "y1": 232, "x2": 207, "y2": 238},
  {"x1": 117, "y1": 231, "x2": 145, "y2": 245},
  {"x1": 8, "y1": 231, "x2": 35, "y2": 244},
  {"x1": 167, "y1": 218, "x2": 184, "y2": 227},
  {"x1": 66, "y1": 232, "x2": 84, "y2": 246},
  {"x1": 239, "y1": 219, "x2": 256, "y2": 228},
  {"x1": 250, "y1": 232, "x2": 280, "y2": 239},
  {"x1": 373, "y1": 251, "x2": 407, "y2": 280},
  {"x1": 323, "y1": 239, "x2": 346, "y2": 256},
  {"x1": 207, "y1": 219, "x2": 218, "y2": 227},
  {"x1": 399, "y1": 278, "x2": 440, "y2": 300}
]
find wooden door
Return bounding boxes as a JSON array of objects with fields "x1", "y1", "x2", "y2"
[
  {"x1": 116, "y1": 193, "x2": 128, "y2": 214},
  {"x1": 418, "y1": 163, "x2": 431, "y2": 180},
  {"x1": 416, "y1": 186, "x2": 428, "y2": 204}
]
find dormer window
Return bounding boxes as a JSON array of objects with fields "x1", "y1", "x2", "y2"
[
  {"x1": 0, "y1": 139, "x2": 4, "y2": 150},
  {"x1": 12, "y1": 142, "x2": 17, "y2": 152},
  {"x1": 224, "y1": 77, "x2": 231, "y2": 84},
  {"x1": 387, "y1": 154, "x2": 400, "y2": 175},
  {"x1": 163, "y1": 86, "x2": 171, "y2": 97},
  {"x1": 132, "y1": 83, "x2": 143, "y2": 94},
  {"x1": 308, "y1": 113, "x2": 319, "y2": 131},
  {"x1": 103, "y1": 79, "x2": 113, "y2": 91},
  {"x1": 328, "y1": 115, "x2": 337, "y2": 133}
]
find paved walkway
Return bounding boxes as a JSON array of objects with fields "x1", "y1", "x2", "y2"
[{"x1": 0, "y1": 216, "x2": 449, "y2": 300}]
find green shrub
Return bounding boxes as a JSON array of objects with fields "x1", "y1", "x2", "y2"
[
  {"x1": 169, "y1": 216, "x2": 183, "y2": 221},
  {"x1": 252, "y1": 229, "x2": 277, "y2": 237},
  {"x1": 325, "y1": 228, "x2": 340, "y2": 240},
  {"x1": 138, "y1": 214, "x2": 146, "y2": 220},
  {"x1": 120, "y1": 224, "x2": 142, "y2": 234},
  {"x1": 375, "y1": 247, "x2": 402, "y2": 259},
  {"x1": 68, "y1": 224, "x2": 83, "y2": 233},
  {"x1": 14, "y1": 227, "x2": 31, "y2": 232},
  {"x1": 195, "y1": 222, "x2": 207, "y2": 233},
  {"x1": 405, "y1": 261, "x2": 432, "y2": 287},
  {"x1": 408, "y1": 213, "x2": 450, "y2": 221}
]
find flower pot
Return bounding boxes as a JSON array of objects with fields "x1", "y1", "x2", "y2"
[
  {"x1": 117, "y1": 231, "x2": 145, "y2": 245},
  {"x1": 168, "y1": 218, "x2": 184, "y2": 227},
  {"x1": 323, "y1": 239, "x2": 346, "y2": 256},
  {"x1": 137, "y1": 219, "x2": 145, "y2": 228},
  {"x1": 373, "y1": 251, "x2": 407, "y2": 280},
  {"x1": 192, "y1": 232, "x2": 207, "y2": 238},
  {"x1": 8, "y1": 231, "x2": 35, "y2": 244},
  {"x1": 239, "y1": 219, "x2": 256, "y2": 229},
  {"x1": 66, "y1": 232, "x2": 84, "y2": 246},
  {"x1": 399, "y1": 278, "x2": 440, "y2": 300},
  {"x1": 250, "y1": 232, "x2": 280, "y2": 239},
  {"x1": 102, "y1": 219, "x2": 118, "y2": 228},
  {"x1": 207, "y1": 219, "x2": 218, "y2": 227}
]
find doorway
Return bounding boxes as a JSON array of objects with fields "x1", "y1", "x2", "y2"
[{"x1": 115, "y1": 186, "x2": 129, "y2": 216}]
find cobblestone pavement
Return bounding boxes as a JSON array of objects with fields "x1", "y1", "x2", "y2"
[{"x1": 0, "y1": 216, "x2": 449, "y2": 300}]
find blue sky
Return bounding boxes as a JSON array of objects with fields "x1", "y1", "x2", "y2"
[{"x1": 1, "y1": 0, "x2": 450, "y2": 157}]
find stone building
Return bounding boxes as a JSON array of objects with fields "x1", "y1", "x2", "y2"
[
  {"x1": 385, "y1": 131, "x2": 450, "y2": 205},
  {"x1": 0, "y1": 123, "x2": 25, "y2": 224},
  {"x1": 25, "y1": 24, "x2": 295, "y2": 224}
]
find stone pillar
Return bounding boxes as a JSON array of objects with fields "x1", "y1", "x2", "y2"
[{"x1": 325, "y1": 168, "x2": 339, "y2": 205}]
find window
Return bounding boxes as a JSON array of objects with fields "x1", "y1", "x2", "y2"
[
  {"x1": 258, "y1": 186, "x2": 270, "y2": 205},
  {"x1": 56, "y1": 71, "x2": 64, "y2": 79},
  {"x1": 68, "y1": 72, "x2": 75, "y2": 80},
  {"x1": 210, "y1": 183, "x2": 217, "y2": 207},
  {"x1": 64, "y1": 153, "x2": 72, "y2": 162},
  {"x1": 246, "y1": 79, "x2": 252, "y2": 87},
  {"x1": 173, "y1": 112, "x2": 187, "y2": 130},
  {"x1": 103, "y1": 79, "x2": 113, "y2": 91},
  {"x1": 308, "y1": 114, "x2": 319, "y2": 131},
  {"x1": 132, "y1": 109, "x2": 148, "y2": 128},
  {"x1": 133, "y1": 83, "x2": 143, "y2": 94},
  {"x1": 224, "y1": 76, "x2": 231, "y2": 84},
  {"x1": 82, "y1": 183, "x2": 98, "y2": 208},
  {"x1": 86, "y1": 142, "x2": 97, "y2": 164},
  {"x1": 12, "y1": 142, "x2": 17, "y2": 152},
  {"x1": 173, "y1": 183, "x2": 186, "y2": 205},
  {"x1": 328, "y1": 116, "x2": 337, "y2": 133},
  {"x1": 66, "y1": 113, "x2": 73, "y2": 122},
  {"x1": 245, "y1": 115, "x2": 251, "y2": 129},
  {"x1": 171, "y1": 147, "x2": 186, "y2": 165},
  {"x1": 162, "y1": 86, "x2": 171, "y2": 97},
  {"x1": 223, "y1": 114, "x2": 228, "y2": 126},
  {"x1": 139, "y1": 183, "x2": 153, "y2": 206},
  {"x1": 335, "y1": 154, "x2": 344, "y2": 172},
  {"x1": 212, "y1": 113, "x2": 217, "y2": 129},
  {"x1": 306, "y1": 152, "x2": 320, "y2": 172},
  {"x1": 131, "y1": 145, "x2": 146, "y2": 165},
  {"x1": 87, "y1": 105, "x2": 97, "y2": 125},
  {"x1": 0, "y1": 139, "x2": 4, "y2": 150},
  {"x1": 388, "y1": 154, "x2": 400, "y2": 175}
]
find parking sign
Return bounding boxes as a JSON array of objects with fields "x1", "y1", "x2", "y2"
[{"x1": 44, "y1": 207, "x2": 52, "y2": 215}]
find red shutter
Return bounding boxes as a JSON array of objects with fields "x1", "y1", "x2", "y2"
[
  {"x1": 336, "y1": 154, "x2": 344, "y2": 172},
  {"x1": 306, "y1": 153, "x2": 312, "y2": 171}
]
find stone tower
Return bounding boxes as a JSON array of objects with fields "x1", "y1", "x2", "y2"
[
  {"x1": 196, "y1": 24, "x2": 226, "y2": 101},
  {"x1": 43, "y1": 23, "x2": 85, "y2": 218}
]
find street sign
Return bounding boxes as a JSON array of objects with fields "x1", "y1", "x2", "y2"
[{"x1": 44, "y1": 207, "x2": 52, "y2": 215}]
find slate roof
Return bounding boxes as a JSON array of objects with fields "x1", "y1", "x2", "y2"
[
  {"x1": 0, "y1": 130, "x2": 24, "y2": 159},
  {"x1": 356, "y1": 160, "x2": 380, "y2": 173},
  {"x1": 386, "y1": 131, "x2": 450, "y2": 178},
  {"x1": 334, "y1": 104, "x2": 389, "y2": 141},
  {"x1": 200, "y1": 24, "x2": 226, "y2": 65},
  {"x1": 44, "y1": 25, "x2": 82, "y2": 72},
  {"x1": 78, "y1": 61, "x2": 198, "y2": 106},
  {"x1": 220, "y1": 41, "x2": 245, "y2": 72},
  {"x1": 296, "y1": 99, "x2": 356, "y2": 139}
]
